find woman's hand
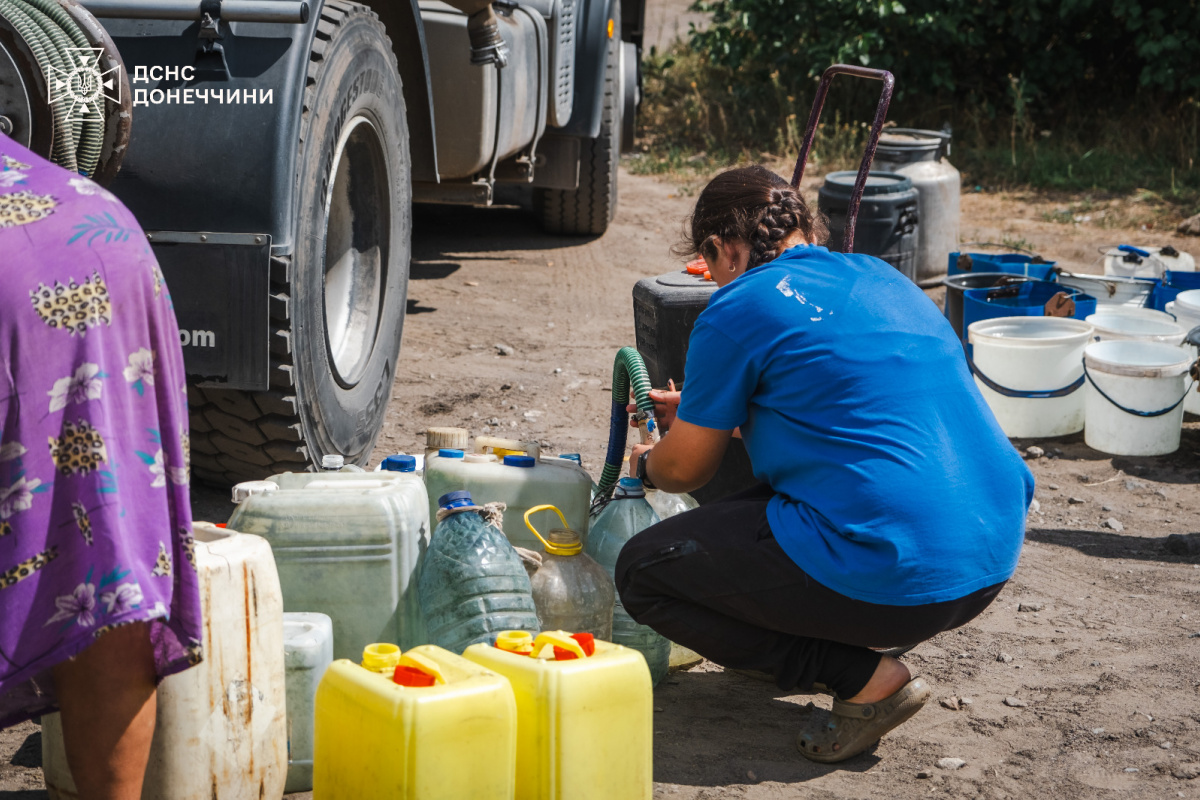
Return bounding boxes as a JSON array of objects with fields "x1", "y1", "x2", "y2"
[
  {"x1": 627, "y1": 380, "x2": 681, "y2": 431},
  {"x1": 629, "y1": 442, "x2": 654, "y2": 478},
  {"x1": 627, "y1": 420, "x2": 733, "y2": 493}
]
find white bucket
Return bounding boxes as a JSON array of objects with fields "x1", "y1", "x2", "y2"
[
  {"x1": 1083, "y1": 340, "x2": 1195, "y2": 456},
  {"x1": 967, "y1": 317, "x2": 1094, "y2": 438},
  {"x1": 1057, "y1": 271, "x2": 1156, "y2": 307},
  {"x1": 1166, "y1": 289, "x2": 1200, "y2": 415},
  {"x1": 1085, "y1": 308, "x2": 1185, "y2": 345}
]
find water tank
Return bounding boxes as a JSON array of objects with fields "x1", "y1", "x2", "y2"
[
  {"x1": 818, "y1": 171, "x2": 920, "y2": 281},
  {"x1": 631, "y1": 269, "x2": 759, "y2": 503},
  {"x1": 873, "y1": 128, "x2": 961, "y2": 285}
]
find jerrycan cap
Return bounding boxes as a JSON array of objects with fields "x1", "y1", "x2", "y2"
[
  {"x1": 392, "y1": 652, "x2": 446, "y2": 687},
  {"x1": 438, "y1": 490, "x2": 474, "y2": 510},
  {"x1": 615, "y1": 477, "x2": 646, "y2": 498},
  {"x1": 381, "y1": 454, "x2": 416, "y2": 472},
  {"x1": 438, "y1": 448, "x2": 465, "y2": 458},
  {"x1": 463, "y1": 453, "x2": 497, "y2": 463},
  {"x1": 321, "y1": 454, "x2": 345, "y2": 470},
  {"x1": 524, "y1": 505, "x2": 582, "y2": 555},
  {"x1": 558, "y1": 453, "x2": 583, "y2": 464},
  {"x1": 231, "y1": 480, "x2": 277, "y2": 504},
  {"x1": 494, "y1": 630, "x2": 535, "y2": 655},
  {"x1": 362, "y1": 642, "x2": 401, "y2": 673},
  {"x1": 503, "y1": 454, "x2": 536, "y2": 468}
]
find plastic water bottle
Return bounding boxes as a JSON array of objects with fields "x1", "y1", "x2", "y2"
[
  {"x1": 645, "y1": 488, "x2": 699, "y2": 520},
  {"x1": 523, "y1": 505, "x2": 614, "y2": 639},
  {"x1": 585, "y1": 477, "x2": 671, "y2": 685},
  {"x1": 418, "y1": 490, "x2": 539, "y2": 654}
]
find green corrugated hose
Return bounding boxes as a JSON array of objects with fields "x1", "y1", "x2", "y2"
[
  {"x1": 596, "y1": 346, "x2": 657, "y2": 501},
  {"x1": 0, "y1": 0, "x2": 104, "y2": 176}
]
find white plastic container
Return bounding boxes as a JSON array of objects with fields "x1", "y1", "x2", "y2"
[
  {"x1": 1165, "y1": 289, "x2": 1200, "y2": 415},
  {"x1": 967, "y1": 317, "x2": 1095, "y2": 437},
  {"x1": 228, "y1": 470, "x2": 430, "y2": 658},
  {"x1": 1104, "y1": 246, "x2": 1195, "y2": 278},
  {"x1": 1085, "y1": 308, "x2": 1185, "y2": 345},
  {"x1": 43, "y1": 524, "x2": 287, "y2": 800},
  {"x1": 1083, "y1": 340, "x2": 1195, "y2": 456},
  {"x1": 1057, "y1": 271, "x2": 1156, "y2": 307},
  {"x1": 283, "y1": 612, "x2": 333, "y2": 794},
  {"x1": 425, "y1": 438, "x2": 593, "y2": 550}
]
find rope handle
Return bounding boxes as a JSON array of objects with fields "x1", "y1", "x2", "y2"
[
  {"x1": 966, "y1": 348, "x2": 1086, "y2": 399},
  {"x1": 1081, "y1": 360, "x2": 1198, "y2": 418}
]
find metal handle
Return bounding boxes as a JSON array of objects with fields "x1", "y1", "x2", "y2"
[
  {"x1": 81, "y1": 0, "x2": 309, "y2": 23},
  {"x1": 790, "y1": 64, "x2": 895, "y2": 254}
]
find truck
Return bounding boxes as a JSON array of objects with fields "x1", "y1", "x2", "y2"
[{"x1": 0, "y1": 0, "x2": 645, "y2": 482}]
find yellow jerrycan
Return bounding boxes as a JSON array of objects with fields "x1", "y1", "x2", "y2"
[
  {"x1": 314, "y1": 644, "x2": 517, "y2": 800},
  {"x1": 464, "y1": 630, "x2": 653, "y2": 800}
]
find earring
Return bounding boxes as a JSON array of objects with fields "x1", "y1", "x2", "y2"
[{"x1": 728, "y1": 263, "x2": 736, "y2": 272}]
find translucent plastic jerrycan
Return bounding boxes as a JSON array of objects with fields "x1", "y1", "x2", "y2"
[
  {"x1": 424, "y1": 435, "x2": 593, "y2": 549},
  {"x1": 314, "y1": 644, "x2": 517, "y2": 800},
  {"x1": 586, "y1": 478, "x2": 671, "y2": 686},
  {"x1": 43, "y1": 523, "x2": 287, "y2": 800},
  {"x1": 464, "y1": 630, "x2": 653, "y2": 800},
  {"x1": 227, "y1": 470, "x2": 430, "y2": 658},
  {"x1": 524, "y1": 505, "x2": 614, "y2": 640},
  {"x1": 283, "y1": 611, "x2": 334, "y2": 794},
  {"x1": 419, "y1": 491, "x2": 540, "y2": 654}
]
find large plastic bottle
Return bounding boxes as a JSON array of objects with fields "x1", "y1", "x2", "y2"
[
  {"x1": 645, "y1": 488, "x2": 699, "y2": 520},
  {"x1": 419, "y1": 490, "x2": 540, "y2": 653},
  {"x1": 523, "y1": 505, "x2": 614, "y2": 640},
  {"x1": 586, "y1": 478, "x2": 671, "y2": 685}
]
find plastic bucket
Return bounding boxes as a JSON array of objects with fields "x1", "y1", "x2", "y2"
[
  {"x1": 961, "y1": 281, "x2": 1097, "y2": 336},
  {"x1": 1165, "y1": 289, "x2": 1200, "y2": 414},
  {"x1": 943, "y1": 272, "x2": 1034, "y2": 341},
  {"x1": 1085, "y1": 308, "x2": 1185, "y2": 345},
  {"x1": 1150, "y1": 270, "x2": 1200, "y2": 311},
  {"x1": 1083, "y1": 340, "x2": 1196, "y2": 455},
  {"x1": 967, "y1": 317, "x2": 1094, "y2": 438},
  {"x1": 947, "y1": 251, "x2": 1057, "y2": 280},
  {"x1": 1056, "y1": 271, "x2": 1157, "y2": 307}
]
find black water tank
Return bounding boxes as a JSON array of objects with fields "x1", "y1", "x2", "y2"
[
  {"x1": 818, "y1": 171, "x2": 920, "y2": 281},
  {"x1": 633, "y1": 270, "x2": 759, "y2": 504}
]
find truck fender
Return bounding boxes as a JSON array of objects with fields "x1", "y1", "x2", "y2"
[
  {"x1": 366, "y1": 0, "x2": 439, "y2": 181},
  {"x1": 556, "y1": 0, "x2": 613, "y2": 139}
]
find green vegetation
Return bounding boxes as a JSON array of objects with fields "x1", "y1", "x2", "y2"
[{"x1": 632, "y1": 0, "x2": 1200, "y2": 214}]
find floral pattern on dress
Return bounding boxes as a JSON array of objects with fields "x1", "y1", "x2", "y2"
[
  {"x1": 45, "y1": 581, "x2": 96, "y2": 628},
  {"x1": 0, "y1": 547, "x2": 59, "y2": 590},
  {"x1": 152, "y1": 542, "x2": 172, "y2": 577},
  {"x1": 71, "y1": 502, "x2": 93, "y2": 545},
  {"x1": 29, "y1": 273, "x2": 112, "y2": 336},
  {"x1": 0, "y1": 190, "x2": 56, "y2": 228},
  {"x1": 123, "y1": 348, "x2": 154, "y2": 395},
  {"x1": 67, "y1": 212, "x2": 133, "y2": 246},
  {"x1": 47, "y1": 363, "x2": 104, "y2": 412},
  {"x1": 48, "y1": 419, "x2": 108, "y2": 476}
]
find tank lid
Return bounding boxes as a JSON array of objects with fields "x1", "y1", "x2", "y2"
[
  {"x1": 425, "y1": 426, "x2": 469, "y2": 450},
  {"x1": 615, "y1": 477, "x2": 646, "y2": 498},
  {"x1": 381, "y1": 454, "x2": 417, "y2": 472},
  {"x1": 231, "y1": 480, "x2": 278, "y2": 503},
  {"x1": 438, "y1": 490, "x2": 474, "y2": 510},
  {"x1": 321, "y1": 454, "x2": 345, "y2": 469},
  {"x1": 558, "y1": 453, "x2": 583, "y2": 464},
  {"x1": 503, "y1": 455, "x2": 536, "y2": 468},
  {"x1": 438, "y1": 448, "x2": 465, "y2": 458},
  {"x1": 464, "y1": 453, "x2": 497, "y2": 463},
  {"x1": 821, "y1": 170, "x2": 914, "y2": 196},
  {"x1": 653, "y1": 269, "x2": 723, "y2": 289}
]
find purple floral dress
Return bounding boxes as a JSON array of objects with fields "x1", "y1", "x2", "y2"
[{"x1": 0, "y1": 134, "x2": 202, "y2": 728}]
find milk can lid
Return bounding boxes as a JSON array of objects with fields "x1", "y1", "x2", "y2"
[
  {"x1": 438, "y1": 490, "x2": 474, "y2": 509},
  {"x1": 381, "y1": 454, "x2": 417, "y2": 472},
  {"x1": 503, "y1": 455, "x2": 536, "y2": 468},
  {"x1": 438, "y1": 448, "x2": 465, "y2": 458}
]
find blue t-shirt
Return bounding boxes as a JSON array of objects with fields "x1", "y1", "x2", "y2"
[{"x1": 676, "y1": 245, "x2": 1033, "y2": 606}]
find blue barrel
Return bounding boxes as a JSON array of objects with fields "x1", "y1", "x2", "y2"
[
  {"x1": 962, "y1": 281, "x2": 1097, "y2": 336},
  {"x1": 948, "y1": 251, "x2": 1057, "y2": 281}
]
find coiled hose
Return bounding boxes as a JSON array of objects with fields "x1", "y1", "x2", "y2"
[
  {"x1": 0, "y1": 0, "x2": 103, "y2": 175},
  {"x1": 595, "y1": 347, "x2": 658, "y2": 502}
]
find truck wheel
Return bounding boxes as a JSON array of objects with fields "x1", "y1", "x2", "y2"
[
  {"x1": 533, "y1": 12, "x2": 620, "y2": 236},
  {"x1": 189, "y1": 0, "x2": 410, "y2": 484}
]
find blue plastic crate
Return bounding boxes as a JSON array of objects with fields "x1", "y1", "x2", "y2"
[
  {"x1": 1149, "y1": 270, "x2": 1200, "y2": 312},
  {"x1": 948, "y1": 251, "x2": 1057, "y2": 281},
  {"x1": 961, "y1": 281, "x2": 1097, "y2": 339}
]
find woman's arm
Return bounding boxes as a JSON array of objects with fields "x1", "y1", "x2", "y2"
[{"x1": 629, "y1": 420, "x2": 733, "y2": 493}]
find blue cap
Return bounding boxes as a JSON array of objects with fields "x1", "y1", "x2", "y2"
[
  {"x1": 381, "y1": 454, "x2": 417, "y2": 472},
  {"x1": 438, "y1": 449, "x2": 465, "y2": 458},
  {"x1": 559, "y1": 453, "x2": 582, "y2": 464},
  {"x1": 438, "y1": 490, "x2": 474, "y2": 510},
  {"x1": 503, "y1": 455, "x2": 536, "y2": 468},
  {"x1": 615, "y1": 477, "x2": 645, "y2": 498}
]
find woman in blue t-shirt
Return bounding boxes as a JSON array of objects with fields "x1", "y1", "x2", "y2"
[{"x1": 615, "y1": 165, "x2": 1033, "y2": 763}]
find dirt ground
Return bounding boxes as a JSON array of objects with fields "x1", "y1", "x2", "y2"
[{"x1": 4, "y1": 4, "x2": 1200, "y2": 795}]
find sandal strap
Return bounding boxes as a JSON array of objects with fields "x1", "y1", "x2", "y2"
[{"x1": 832, "y1": 698, "x2": 877, "y2": 719}]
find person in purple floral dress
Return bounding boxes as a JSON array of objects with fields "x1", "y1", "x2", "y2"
[{"x1": 0, "y1": 132, "x2": 202, "y2": 797}]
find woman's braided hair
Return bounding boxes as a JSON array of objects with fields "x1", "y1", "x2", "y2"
[{"x1": 675, "y1": 165, "x2": 828, "y2": 269}]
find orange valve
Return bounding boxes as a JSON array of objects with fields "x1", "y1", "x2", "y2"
[{"x1": 685, "y1": 258, "x2": 707, "y2": 275}]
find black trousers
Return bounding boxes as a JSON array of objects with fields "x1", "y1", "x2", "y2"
[{"x1": 614, "y1": 483, "x2": 1005, "y2": 699}]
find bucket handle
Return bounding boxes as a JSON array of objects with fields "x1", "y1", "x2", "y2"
[
  {"x1": 523, "y1": 505, "x2": 581, "y2": 555},
  {"x1": 1081, "y1": 360, "x2": 1198, "y2": 418},
  {"x1": 965, "y1": 347, "x2": 1085, "y2": 399}
]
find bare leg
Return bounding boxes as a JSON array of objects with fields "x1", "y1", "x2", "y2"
[{"x1": 52, "y1": 622, "x2": 157, "y2": 800}]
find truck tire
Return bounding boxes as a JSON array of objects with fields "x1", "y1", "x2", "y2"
[
  {"x1": 189, "y1": 0, "x2": 410, "y2": 485},
  {"x1": 533, "y1": 12, "x2": 620, "y2": 236}
]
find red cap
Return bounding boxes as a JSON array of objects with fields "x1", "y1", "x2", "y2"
[
  {"x1": 393, "y1": 665, "x2": 437, "y2": 687},
  {"x1": 552, "y1": 632, "x2": 596, "y2": 661}
]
